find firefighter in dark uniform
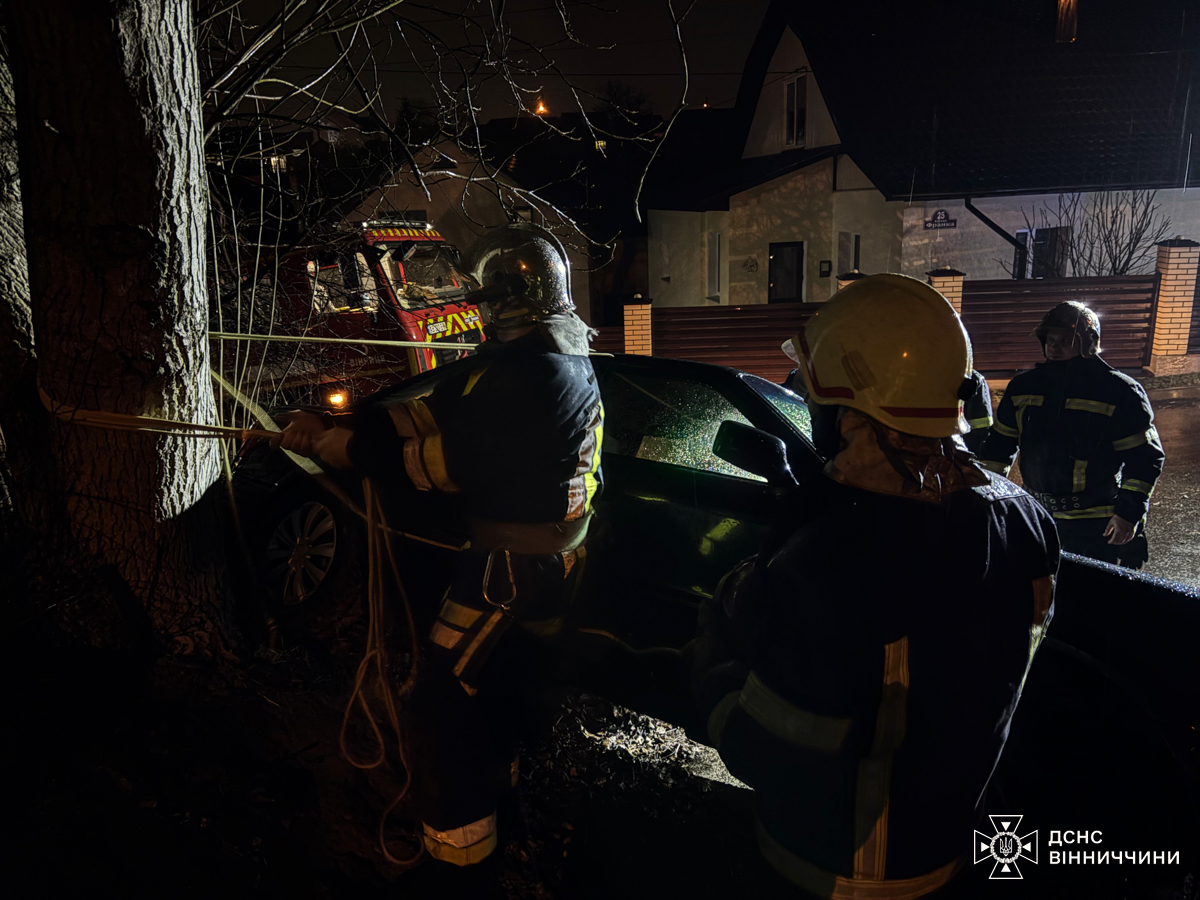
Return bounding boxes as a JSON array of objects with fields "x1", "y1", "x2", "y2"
[
  {"x1": 961, "y1": 369, "x2": 994, "y2": 455},
  {"x1": 978, "y1": 301, "x2": 1165, "y2": 568},
  {"x1": 280, "y1": 223, "x2": 603, "y2": 872},
  {"x1": 694, "y1": 274, "x2": 1059, "y2": 897}
]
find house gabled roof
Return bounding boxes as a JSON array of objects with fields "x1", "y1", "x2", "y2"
[
  {"x1": 643, "y1": 126, "x2": 834, "y2": 210},
  {"x1": 775, "y1": 0, "x2": 1200, "y2": 200}
]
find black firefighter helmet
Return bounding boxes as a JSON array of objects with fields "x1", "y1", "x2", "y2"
[
  {"x1": 465, "y1": 223, "x2": 574, "y2": 329},
  {"x1": 1034, "y1": 300, "x2": 1101, "y2": 357}
]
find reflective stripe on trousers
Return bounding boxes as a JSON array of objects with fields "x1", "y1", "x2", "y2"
[{"x1": 423, "y1": 812, "x2": 498, "y2": 866}]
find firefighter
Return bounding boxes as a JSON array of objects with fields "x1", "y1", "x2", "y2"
[
  {"x1": 693, "y1": 274, "x2": 1059, "y2": 896},
  {"x1": 781, "y1": 341, "x2": 993, "y2": 460},
  {"x1": 978, "y1": 301, "x2": 1165, "y2": 568},
  {"x1": 279, "y1": 223, "x2": 603, "y2": 877},
  {"x1": 960, "y1": 369, "x2": 994, "y2": 455}
]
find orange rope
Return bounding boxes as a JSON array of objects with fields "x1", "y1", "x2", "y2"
[
  {"x1": 42, "y1": 388, "x2": 432, "y2": 865},
  {"x1": 338, "y1": 479, "x2": 424, "y2": 868}
]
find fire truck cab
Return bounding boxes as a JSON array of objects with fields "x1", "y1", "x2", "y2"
[{"x1": 263, "y1": 218, "x2": 486, "y2": 406}]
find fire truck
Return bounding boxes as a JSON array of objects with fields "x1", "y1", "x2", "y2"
[{"x1": 221, "y1": 218, "x2": 485, "y2": 408}]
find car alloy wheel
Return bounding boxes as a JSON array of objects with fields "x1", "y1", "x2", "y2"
[{"x1": 265, "y1": 500, "x2": 338, "y2": 606}]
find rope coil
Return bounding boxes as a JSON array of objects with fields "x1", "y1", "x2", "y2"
[
  {"x1": 39, "y1": 385, "x2": 445, "y2": 866},
  {"x1": 338, "y1": 479, "x2": 424, "y2": 868}
]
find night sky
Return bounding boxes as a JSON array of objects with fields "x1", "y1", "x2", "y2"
[
  {"x1": 268, "y1": 0, "x2": 774, "y2": 122},
  {"x1": 481, "y1": 0, "x2": 773, "y2": 117}
]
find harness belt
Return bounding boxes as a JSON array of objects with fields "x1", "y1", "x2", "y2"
[
  {"x1": 468, "y1": 514, "x2": 591, "y2": 556},
  {"x1": 1029, "y1": 489, "x2": 1116, "y2": 514}
]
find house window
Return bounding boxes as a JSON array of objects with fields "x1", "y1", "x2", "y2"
[
  {"x1": 768, "y1": 241, "x2": 805, "y2": 302},
  {"x1": 837, "y1": 231, "x2": 861, "y2": 275},
  {"x1": 1013, "y1": 230, "x2": 1031, "y2": 280},
  {"x1": 1032, "y1": 226, "x2": 1070, "y2": 279},
  {"x1": 785, "y1": 76, "x2": 807, "y2": 147},
  {"x1": 706, "y1": 232, "x2": 722, "y2": 301},
  {"x1": 268, "y1": 155, "x2": 287, "y2": 174},
  {"x1": 595, "y1": 139, "x2": 608, "y2": 151}
]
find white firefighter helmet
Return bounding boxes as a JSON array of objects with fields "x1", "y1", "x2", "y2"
[{"x1": 795, "y1": 273, "x2": 973, "y2": 438}]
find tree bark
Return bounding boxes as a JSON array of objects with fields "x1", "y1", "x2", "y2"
[{"x1": 4, "y1": 1, "x2": 229, "y2": 654}]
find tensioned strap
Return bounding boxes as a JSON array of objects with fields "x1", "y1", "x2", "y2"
[
  {"x1": 42, "y1": 379, "x2": 468, "y2": 553},
  {"x1": 39, "y1": 387, "x2": 276, "y2": 441}
]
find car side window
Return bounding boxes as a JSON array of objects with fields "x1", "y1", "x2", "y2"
[
  {"x1": 600, "y1": 369, "x2": 766, "y2": 481},
  {"x1": 743, "y1": 374, "x2": 813, "y2": 440}
]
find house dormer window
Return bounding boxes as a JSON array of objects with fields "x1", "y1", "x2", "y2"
[{"x1": 785, "y1": 75, "x2": 807, "y2": 147}]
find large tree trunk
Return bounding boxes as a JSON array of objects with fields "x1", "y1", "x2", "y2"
[{"x1": 4, "y1": 1, "x2": 229, "y2": 655}]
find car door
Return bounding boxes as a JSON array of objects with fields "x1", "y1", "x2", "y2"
[{"x1": 587, "y1": 356, "x2": 820, "y2": 649}]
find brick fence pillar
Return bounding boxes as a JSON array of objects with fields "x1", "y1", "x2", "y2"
[
  {"x1": 623, "y1": 295, "x2": 653, "y2": 355},
  {"x1": 927, "y1": 266, "x2": 966, "y2": 314},
  {"x1": 835, "y1": 269, "x2": 867, "y2": 293},
  {"x1": 1149, "y1": 238, "x2": 1200, "y2": 375}
]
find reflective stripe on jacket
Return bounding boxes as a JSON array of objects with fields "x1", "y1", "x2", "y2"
[
  {"x1": 978, "y1": 355, "x2": 1164, "y2": 522},
  {"x1": 697, "y1": 473, "x2": 1059, "y2": 892},
  {"x1": 351, "y1": 330, "x2": 604, "y2": 524}
]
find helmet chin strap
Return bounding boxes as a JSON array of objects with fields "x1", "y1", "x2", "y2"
[{"x1": 863, "y1": 415, "x2": 926, "y2": 489}]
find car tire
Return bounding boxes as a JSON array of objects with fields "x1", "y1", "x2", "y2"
[{"x1": 252, "y1": 481, "x2": 364, "y2": 635}]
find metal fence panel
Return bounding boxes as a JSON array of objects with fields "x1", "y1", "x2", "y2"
[
  {"x1": 651, "y1": 302, "x2": 822, "y2": 383},
  {"x1": 961, "y1": 275, "x2": 1157, "y2": 373},
  {"x1": 591, "y1": 326, "x2": 624, "y2": 355}
]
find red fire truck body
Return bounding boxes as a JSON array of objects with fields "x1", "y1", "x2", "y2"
[{"x1": 228, "y1": 219, "x2": 485, "y2": 407}]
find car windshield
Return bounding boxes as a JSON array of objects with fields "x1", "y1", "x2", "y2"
[
  {"x1": 377, "y1": 244, "x2": 472, "y2": 309},
  {"x1": 742, "y1": 374, "x2": 812, "y2": 440},
  {"x1": 600, "y1": 369, "x2": 766, "y2": 481}
]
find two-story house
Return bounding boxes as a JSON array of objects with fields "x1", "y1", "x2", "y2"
[{"x1": 646, "y1": 0, "x2": 1200, "y2": 306}]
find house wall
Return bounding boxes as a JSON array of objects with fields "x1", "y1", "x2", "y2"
[
  {"x1": 346, "y1": 146, "x2": 594, "y2": 322},
  {"x1": 832, "y1": 187, "x2": 906, "y2": 277},
  {"x1": 727, "y1": 159, "x2": 835, "y2": 305},
  {"x1": 649, "y1": 158, "x2": 901, "y2": 308},
  {"x1": 901, "y1": 190, "x2": 1200, "y2": 282},
  {"x1": 647, "y1": 209, "x2": 729, "y2": 307},
  {"x1": 742, "y1": 27, "x2": 839, "y2": 159}
]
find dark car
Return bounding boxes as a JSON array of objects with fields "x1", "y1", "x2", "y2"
[
  {"x1": 230, "y1": 353, "x2": 1200, "y2": 733},
  {"x1": 230, "y1": 353, "x2": 817, "y2": 637}
]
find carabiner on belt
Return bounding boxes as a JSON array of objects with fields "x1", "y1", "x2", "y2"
[{"x1": 482, "y1": 547, "x2": 516, "y2": 610}]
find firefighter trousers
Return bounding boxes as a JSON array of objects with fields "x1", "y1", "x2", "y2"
[{"x1": 403, "y1": 545, "x2": 585, "y2": 866}]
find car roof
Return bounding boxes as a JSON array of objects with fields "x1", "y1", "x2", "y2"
[{"x1": 355, "y1": 352, "x2": 762, "y2": 411}]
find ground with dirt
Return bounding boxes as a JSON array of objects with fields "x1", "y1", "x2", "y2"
[{"x1": 7, "y1": 612, "x2": 1198, "y2": 900}]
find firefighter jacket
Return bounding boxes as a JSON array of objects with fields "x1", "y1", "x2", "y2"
[
  {"x1": 961, "y1": 370, "x2": 993, "y2": 456},
  {"x1": 349, "y1": 330, "x2": 604, "y2": 528},
  {"x1": 978, "y1": 355, "x2": 1164, "y2": 524},
  {"x1": 694, "y1": 415, "x2": 1059, "y2": 896}
]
